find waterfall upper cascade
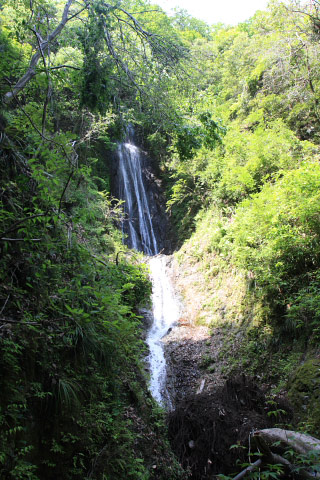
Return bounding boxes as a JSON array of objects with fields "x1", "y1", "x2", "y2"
[
  {"x1": 117, "y1": 140, "x2": 158, "y2": 255},
  {"x1": 115, "y1": 130, "x2": 180, "y2": 407},
  {"x1": 115, "y1": 127, "x2": 171, "y2": 255}
]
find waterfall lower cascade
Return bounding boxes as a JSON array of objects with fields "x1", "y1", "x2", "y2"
[
  {"x1": 146, "y1": 256, "x2": 180, "y2": 408},
  {"x1": 115, "y1": 131, "x2": 180, "y2": 407}
]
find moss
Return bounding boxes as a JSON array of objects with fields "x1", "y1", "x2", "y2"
[
  {"x1": 288, "y1": 358, "x2": 320, "y2": 435},
  {"x1": 199, "y1": 354, "x2": 215, "y2": 370}
]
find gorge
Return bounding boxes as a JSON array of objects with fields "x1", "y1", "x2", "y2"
[
  {"x1": 1, "y1": 0, "x2": 320, "y2": 478},
  {"x1": 112, "y1": 130, "x2": 296, "y2": 480}
]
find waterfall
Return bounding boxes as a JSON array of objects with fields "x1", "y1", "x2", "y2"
[
  {"x1": 117, "y1": 138, "x2": 159, "y2": 256},
  {"x1": 115, "y1": 129, "x2": 179, "y2": 407}
]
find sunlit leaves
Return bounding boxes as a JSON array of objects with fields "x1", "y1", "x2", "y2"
[{"x1": 222, "y1": 161, "x2": 320, "y2": 294}]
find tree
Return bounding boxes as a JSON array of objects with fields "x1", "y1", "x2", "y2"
[{"x1": 3, "y1": 0, "x2": 185, "y2": 107}]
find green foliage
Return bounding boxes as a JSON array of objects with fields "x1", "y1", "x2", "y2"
[
  {"x1": 163, "y1": 1, "x2": 320, "y2": 368},
  {"x1": 0, "y1": 130, "x2": 179, "y2": 477},
  {"x1": 3, "y1": 0, "x2": 320, "y2": 475},
  {"x1": 173, "y1": 112, "x2": 225, "y2": 161},
  {"x1": 219, "y1": 162, "x2": 320, "y2": 328},
  {"x1": 80, "y1": 9, "x2": 115, "y2": 113},
  {"x1": 0, "y1": 2, "x2": 189, "y2": 477},
  {"x1": 0, "y1": 151, "x2": 154, "y2": 477},
  {"x1": 171, "y1": 8, "x2": 212, "y2": 42},
  {"x1": 286, "y1": 270, "x2": 320, "y2": 340}
]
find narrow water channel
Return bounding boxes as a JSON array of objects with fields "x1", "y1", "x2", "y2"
[{"x1": 146, "y1": 256, "x2": 180, "y2": 408}]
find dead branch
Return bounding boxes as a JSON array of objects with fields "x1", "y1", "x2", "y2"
[
  {"x1": 5, "y1": 79, "x2": 55, "y2": 142},
  {"x1": 3, "y1": 0, "x2": 184, "y2": 108},
  {"x1": 30, "y1": 26, "x2": 52, "y2": 136},
  {"x1": 0, "y1": 295, "x2": 10, "y2": 316},
  {"x1": 230, "y1": 428, "x2": 320, "y2": 480},
  {"x1": 58, "y1": 169, "x2": 74, "y2": 215},
  {"x1": 107, "y1": 2, "x2": 183, "y2": 64},
  {"x1": 5, "y1": 81, "x2": 78, "y2": 167},
  {"x1": 0, "y1": 317, "x2": 40, "y2": 325},
  {"x1": 49, "y1": 65, "x2": 81, "y2": 70},
  {"x1": 115, "y1": 250, "x2": 126, "y2": 265},
  {"x1": 0, "y1": 237, "x2": 42, "y2": 242},
  {"x1": 102, "y1": 21, "x2": 143, "y2": 95},
  {"x1": 253, "y1": 428, "x2": 320, "y2": 480},
  {"x1": 253, "y1": 428, "x2": 320, "y2": 456},
  {"x1": 91, "y1": 253, "x2": 109, "y2": 267},
  {"x1": 232, "y1": 459, "x2": 262, "y2": 480}
]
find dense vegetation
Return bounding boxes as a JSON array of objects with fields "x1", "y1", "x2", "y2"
[
  {"x1": 165, "y1": 0, "x2": 320, "y2": 436},
  {"x1": 0, "y1": 0, "x2": 186, "y2": 478},
  {"x1": 1, "y1": 0, "x2": 320, "y2": 478}
]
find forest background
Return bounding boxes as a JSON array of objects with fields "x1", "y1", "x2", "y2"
[{"x1": 0, "y1": 0, "x2": 320, "y2": 478}]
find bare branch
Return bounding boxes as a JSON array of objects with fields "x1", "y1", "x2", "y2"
[
  {"x1": 103, "y1": 1, "x2": 185, "y2": 64},
  {"x1": 4, "y1": 0, "x2": 184, "y2": 107},
  {"x1": 5, "y1": 80, "x2": 53, "y2": 141},
  {"x1": 102, "y1": 20, "x2": 143, "y2": 94},
  {"x1": 5, "y1": 80, "x2": 78, "y2": 166},
  {"x1": 0, "y1": 295, "x2": 10, "y2": 316},
  {"x1": 30, "y1": 27, "x2": 52, "y2": 136},
  {"x1": 42, "y1": 82, "x2": 52, "y2": 135},
  {"x1": 131, "y1": 10, "x2": 163, "y2": 14},
  {"x1": 32, "y1": 28, "x2": 47, "y2": 70},
  {"x1": 66, "y1": 5, "x2": 87, "y2": 22},
  {"x1": 232, "y1": 459, "x2": 262, "y2": 480},
  {"x1": 91, "y1": 253, "x2": 109, "y2": 267},
  {"x1": 0, "y1": 238, "x2": 42, "y2": 242},
  {"x1": 4, "y1": 0, "x2": 75, "y2": 103},
  {"x1": 49, "y1": 65, "x2": 81, "y2": 70},
  {"x1": 58, "y1": 169, "x2": 75, "y2": 215},
  {"x1": 0, "y1": 212, "x2": 50, "y2": 238},
  {"x1": 0, "y1": 317, "x2": 40, "y2": 324}
]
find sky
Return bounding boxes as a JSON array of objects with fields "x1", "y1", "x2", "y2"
[{"x1": 154, "y1": 0, "x2": 270, "y2": 25}]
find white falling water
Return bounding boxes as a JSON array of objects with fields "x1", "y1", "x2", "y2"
[
  {"x1": 117, "y1": 141, "x2": 158, "y2": 256},
  {"x1": 116, "y1": 131, "x2": 180, "y2": 407},
  {"x1": 146, "y1": 256, "x2": 180, "y2": 407}
]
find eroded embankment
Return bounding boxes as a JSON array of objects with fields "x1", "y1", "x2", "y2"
[
  {"x1": 162, "y1": 255, "x2": 294, "y2": 478},
  {"x1": 163, "y1": 253, "x2": 249, "y2": 406},
  {"x1": 167, "y1": 377, "x2": 292, "y2": 479}
]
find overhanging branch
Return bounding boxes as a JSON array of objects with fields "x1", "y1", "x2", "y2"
[{"x1": 4, "y1": 0, "x2": 76, "y2": 103}]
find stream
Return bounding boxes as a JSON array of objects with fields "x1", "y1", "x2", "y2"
[
  {"x1": 115, "y1": 130, "x2": 180, "y2": 407},
  {"x1": 146, "y1": 256, "x2": 180, "y2": 408}
]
